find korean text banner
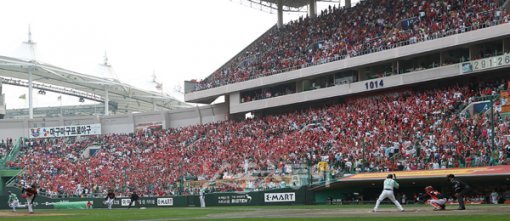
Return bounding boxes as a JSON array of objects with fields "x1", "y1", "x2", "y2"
[{"x1": 29, "y1": 124, "x2": 101, "y2": 138}]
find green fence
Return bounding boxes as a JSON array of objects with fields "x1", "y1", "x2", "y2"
[{"x1": 0, "y1": 187, "x2": 311, "y2": 210}]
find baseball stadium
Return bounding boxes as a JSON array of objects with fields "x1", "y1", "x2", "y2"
[{"x1": 1, "y1": 0, "x2": 510, "y2": 220}]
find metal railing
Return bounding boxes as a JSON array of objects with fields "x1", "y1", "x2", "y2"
[
  {"x1": 190, "y1": 14, "x2": 509, "y2": 92},
  {"x1": 0, "y1": 138, "x2": 21, "y2": 169}
]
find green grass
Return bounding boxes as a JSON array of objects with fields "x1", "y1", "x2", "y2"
[
  {"x1": 1, "y1": 204, "x2": 509, "y2": 221},
  {"x1": 0, "y1": 208, "x2": 233, "y2": 221},
  {"x1": 199, "y1": 216, "x2": 510, "y2": 221}
]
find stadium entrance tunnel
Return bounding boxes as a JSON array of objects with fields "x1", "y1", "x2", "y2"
[{"x1": 0, "y1": 169, "x2": 19, "y2": 196}]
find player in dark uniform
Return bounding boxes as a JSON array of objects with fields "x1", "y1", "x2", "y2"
[
  {"x1": 128, "y1": 191, "x2": 140, "y2": 209},
  {"x1": 447, "y1": 174, "x2": 469, "y2": 210},
  {"x1": 104, "y1": 189, "x2": 116, "y2": 210},
  {"x1": 22, "y1": 184, "x2": 38, "y2": 214}
]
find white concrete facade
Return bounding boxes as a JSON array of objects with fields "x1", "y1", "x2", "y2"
[
  {"x1": 0, "y1": 103, "x2": 228, "y2": 140},
  {"x1": 185, "y1": 23, "x2": 510, "y2": 104}
]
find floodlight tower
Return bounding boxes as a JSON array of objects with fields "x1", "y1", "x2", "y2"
[
  {"x1": 21, "y1": 25, "x2": 38, "y2": 119},
  {"x1": 242, "y1": 1, "x2": 352, "y2": 29},
  {"x1": 96, "y1": 52, "x2": 116, "y2": 116}
]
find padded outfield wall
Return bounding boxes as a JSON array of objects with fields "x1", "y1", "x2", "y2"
[
  {"x1": 0, "y1": 187, "x2": 311, "y2": 210},
  {"x1": 2, "y1": 165, "x2": 509, "y2": 210}
]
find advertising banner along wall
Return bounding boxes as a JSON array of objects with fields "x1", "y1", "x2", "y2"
[{"x1": 29, "y1": 123, "x2": 101, "y2": 138}]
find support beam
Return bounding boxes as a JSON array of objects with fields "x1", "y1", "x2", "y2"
[
  {"x1": 105, "y1": 88, "x2": 109, "y2": 116},
  {"x1": 211, "y1": 105, "x2": 216, "y2": 122},
  {"x1": 345, "y1": 0, "x2": 351, "y2": 8},
  {"x1": 28, "y1": 69, "x2": 33, "y2": 119},
  {"x1": 277, "y1": 0, "x2": 284, "y2": 29},
  {"x1": 196, "y1": 105, "x2": 203, "y2": 125},
  {"x1": 309, "y1": 0, "x2": 317, "y2": 18},
  {"x1": 152, "y1": 99, "x2": 157, "y2": 111}
]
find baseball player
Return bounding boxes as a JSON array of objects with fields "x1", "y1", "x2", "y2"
[
  {"x1": 104, "y1": 189, "x2": 116, "y2": 210},
  {"x1": 372, "y1": 174, "x2": 404, "y2": 212},
  {"x1": 86, "y1": 201, "x2": 93, "y2": 209},
  {"x1": 128, "y1": 191, "x2": 140, "y2": 209},
  {"x1": 7, "y1": 191, "x2": 19, "y2": 212},
  {"x1": 22, "y1": 184, "x2": 38, "y2": 214},
  {"x1": 447, "y1": 174, "x2": 468, "y2": 210},
  {"x1": 424, "y1": 186, "x2": 446, "y2": 211},
  {"x1": 199, "y1": 187, "x2": 206, "y2": 208},
  {"x1": 490, "y1": 190, "x2": 499, "y2": 204}
]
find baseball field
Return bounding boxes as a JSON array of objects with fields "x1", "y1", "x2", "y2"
[{"x1": 0, "y1": 204, "x2": 509, "y2": 221}]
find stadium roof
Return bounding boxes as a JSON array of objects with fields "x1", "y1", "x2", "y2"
[
  {"x1": 241, "y1": 0, "x2": 338, "y2": 12},
  {"x1": 253, "y1": 0, "x2": 310, "y2": 9},
  {"x1": 0, "y1": 31, "x2": 190, "y2": 114}
]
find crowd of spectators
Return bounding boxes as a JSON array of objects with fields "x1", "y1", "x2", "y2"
[
  {"x1": 191, "y1": 0, "x2": 509, "y2": 91},
  {"x1": 241, "y1": 83, "x2": 296, "y2": 103},
  {"x1": 8, "y1": 79, "x2": 510, "y2": 197},
  {"x1": 0, "y1": 138, "x2": 14, "y2": 159}
]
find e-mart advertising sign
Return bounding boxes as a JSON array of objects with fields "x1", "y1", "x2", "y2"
[{"x1": 264, "y1": 192, "x2": 295, "y2": 202}]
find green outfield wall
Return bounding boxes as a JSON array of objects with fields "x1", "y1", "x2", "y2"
[{"x1": 0, "y1": 187, "x2": 312, "y2": 210}]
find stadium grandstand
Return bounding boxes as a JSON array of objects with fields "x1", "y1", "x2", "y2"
[{"x1": 1, "y1": 0, "x2": 510, "y2": 212}]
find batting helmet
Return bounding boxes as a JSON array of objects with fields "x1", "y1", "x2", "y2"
[{"x1": 387, "y1": 174, "x2": 393, "y2": 179}]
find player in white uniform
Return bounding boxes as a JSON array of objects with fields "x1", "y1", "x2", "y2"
[
  {"x1": 199, "y1": 187, "x2": 206, "y2": 208},
  {"x1": 372, "y1": 174, "x2": 404, "y2": 212},
  {"x1": 7, "y1": 191, "x2": 19, "y2": 212},
  {"x1": 490, "y1": 190, "x2": 499, "y2": 204}
]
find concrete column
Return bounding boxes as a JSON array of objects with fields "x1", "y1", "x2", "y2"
[
  {"x1": 392, "y1": 61, "x2": 398, "y2": 75},
  {"x1": 24, "y1": 119, "x2": 30, "y2": 138},
  {"x1": 59, "y1": 115, "x2": 64, "y2": 126},
  {"x1": 152, "y1": 99, "x2": 157, "y2": 111},
  {"x1": 131, "y1": 113, "x2": 135, "y2": 133},
  {"x1": 196, "y1": 105, "x2": 203, "y2": 125},
  {"x1": 210, "y1": 105, "x2": 216, "y2": 122},
  {"x1": 161, "y1": 111, "x2": 169, "y2": 129},
  {"x1": 345, "y1": 0, "x2": 351, "y2": 8},
  {"x1": 309, "y1": 0, "x2": 317, "y2": 18},
  {"x1": 28, "y1": 69, "x2": 33, "y2": 119},
  {"x1": 503, "y1": 38, "x2": 510, "y2": 53},
  {"x1": 470, "y1": 45, "x2": 481, "y2": 60},
  {"x1": 296, "y1": 81, "x2": 303, "y2": 92},
  {"x1": 277, "y1": 0, "x2": 284, "y2": 29},
  {"x1": 104, "y1": 88, "x2": 109, "y2": 116},
  {"x1": 225, "y1": 95, "x2": 230, "y2": 120}
]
